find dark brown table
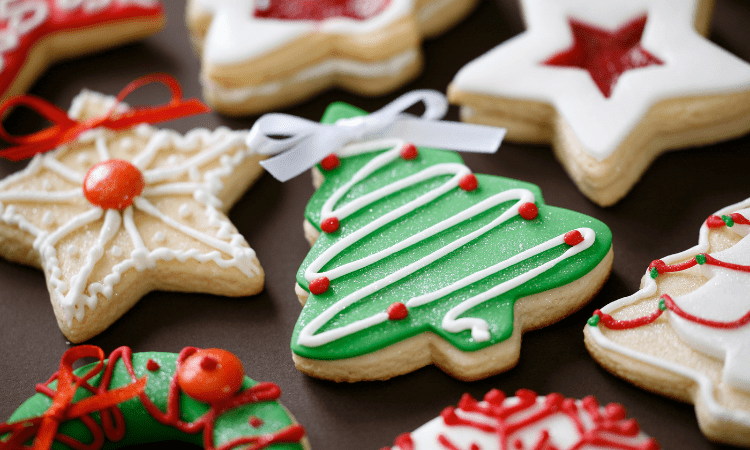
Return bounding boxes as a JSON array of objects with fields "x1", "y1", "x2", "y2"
[{"x1": 1, "y1": 1, "x2": 749, "y2": 448}]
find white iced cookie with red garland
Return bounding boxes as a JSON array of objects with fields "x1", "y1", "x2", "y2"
[
  {"x1": 380, "y1": 389, "x2": 660, "y2": 450},
  {"x1": 447, "y1": 0, "x2": 750, "y2": 206},
  {"x1": 185, "y1": 0, "x2": 478, "y2": 116},
  {"x1": 0, "y1": 77, "x2": 265, "y2": 343},
  {"x1": 585, "y1": 197, "x2": 750, "y2": 446},
  {"x1": 0, "y1": 0, "x2": 164, "y2": 104}
]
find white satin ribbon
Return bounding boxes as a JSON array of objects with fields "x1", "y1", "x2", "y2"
[{"x1": 246, "y1": 90, "x2": 506, "y2": 182}]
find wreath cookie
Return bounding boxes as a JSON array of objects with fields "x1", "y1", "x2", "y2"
[
  {"x1": 380, "y1": 389, "x2": 660, "y2": 449},
  {"x1": 290, "y1": 101, "x2": 613, "y2": 382},
  {"x1": 0, "y1": 0, "x2": 164, "y2": 104},
  {"x1": 448, "y1": 0, "x2": 750, "y2": 206},
  {"x1": 0, "y1": 346, "x2": 308, "y2": 450},
  {"x1": 185, "y1": 0, "x2": 478, "y2": 116},
  {"x1": 0, "y1": 77, "x2": 266, "y2": 342},
  {"x1": 585, "y1": 197, "x2": 750, "y2": 446}
]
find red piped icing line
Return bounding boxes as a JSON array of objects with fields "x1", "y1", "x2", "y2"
[
  {"x1": 0, "y1": 74, "x2": 209, "y2": 161},
  {"x1": 387, "y1": 389, "x2": 658, "y2": 450},
  {"x1": 593, "y1": 253, "x2": 750, "y2": 330},
  {"x1": 0, "y1": 346, "x2": 305, "y2": 450}
]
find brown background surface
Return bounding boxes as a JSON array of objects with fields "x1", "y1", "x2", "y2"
[{"x1": 1, "y1": 1, "x2": 749, "y2": 448}]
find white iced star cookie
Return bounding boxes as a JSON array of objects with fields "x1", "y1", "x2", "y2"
[
  {"x1": 186, "y1": 0, "x2": 478, "y2": 116},
  {"x1": 447, "y1": 0, "x2": 750, "y2": 206},
  {"x1": 585, "y1": 198, "x2": 750, "y2": 446},
  {"x1": 0, "y1": 90, "x2": 266, "y2": 343}
]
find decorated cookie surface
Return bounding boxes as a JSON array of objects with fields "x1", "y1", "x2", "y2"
[
  {"x1": 381, "y1": 389, "x2": 660, "y2": 450},
  {"x1": 186, "y1": 0, "x2": 478, "y2": 115},
  {"x1": 291, "y1": 102, "x2": 613, "y2": 381},
  {"x1": 0, "y1": 346, "x2": 307, "y2": 450},
  {"x1": 585, "y1": 197, "x2": 750, "y2": 446},
  {"x1": 0, "y1": 0, "x2": 164, "y2": 103},
  {"x1": 448, "y1": 0, "x2": 750, "y2": 206},
  {"x1": 0, "y1": 80, "x2": 266, "y2": 342}
]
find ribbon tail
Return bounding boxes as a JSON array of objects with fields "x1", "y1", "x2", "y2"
[
  {"x1": 66, "y1": 377, "x2": 147, "y2": 418},
  {"x1": 104, "y1": 100, "x2": 210, "y2": 130},
  {"x1": 378, "y1": 118, "x2": 506, "y2": 154}
]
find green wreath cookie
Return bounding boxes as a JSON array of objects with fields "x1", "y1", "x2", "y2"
[{"x1": 291, "y1": 102, "x2": 614, "y2": 382}]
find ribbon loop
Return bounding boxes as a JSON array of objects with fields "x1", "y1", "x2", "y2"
[
  {"x1": 248, "y1": 90, "x2": 506, "y2": 182},
  {"x1": 0, "y1": 74, "x2": 210, "y2": 162}
]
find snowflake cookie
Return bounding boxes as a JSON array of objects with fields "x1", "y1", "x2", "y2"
[
  {"x1": 448, "y1": 0, "x2": 750, "y2": 206},
  {"x1": 185, "y1": 0, "x2": 478, "y2": 115},
  {"x1": 291, "y1": 101, "x2": 613, "y2": 382},
  {"x1": 585, "y1": 197, "x2": 750, "y2": 446},
  {"x1": 0, "y1": 0, "x2": 164, "y2": 104},
  {"x1": 381, "y1": 389, "x2": 660, "y2": 450},
  {"x1": 0, "y1": 89, "x2": 266, "y2": 343}
]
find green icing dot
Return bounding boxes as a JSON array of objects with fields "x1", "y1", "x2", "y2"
[
  {"x1": 658, "y1": 299, "x2": 666, "y2": 311},
  {"x1": 695, "y1": 253, "x2": 706, "y2": 265},
  {"x1": 588, "y1": 315, "x2": 600, "y2": 326},
  {"x1": 650, "y1": 267, "x2": 659, "y2": 279},
  {"x1": 722, "y1": 215, "x2": 735, "y2": 227}
]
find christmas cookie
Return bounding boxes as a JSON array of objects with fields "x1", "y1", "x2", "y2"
[
  {"x1": 0, "y1": 0, "x2": 164, "y2": 105},
  {"x1": 0, "y1": 345, "x2": 308, "y2": 450},
  {"x1": 185, "y1": 0, "x2": 478, "y2": 116},
  {"x1": 0, "y1": 77, "x2": 265, "y2": 343},
  {"x1": 291, "y1": 101, "x2": 613, "y2": 382},
  {"x1": 585, "y1": 197, "x2": 750, "y2": 446},
  {"x1": 447, "y1": 0, "x2": 750, "y2": 206},
  {"x1": 381, "y1": 389, "x2": 660, "y2": 450}
]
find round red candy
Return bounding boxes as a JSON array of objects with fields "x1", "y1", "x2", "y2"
[
  {"x1": 459, "y1": 174, "x2": 478, "y2": 191},
  {"x1": 177, "y1": 348, "x2": 245, "y2": 404},
  {"x1": 387, "y1": 302, "x2": 408, "y2": 320},
  {"x1": 309, "y1": 276, "x2": 330, "y2": 295},
  {"x1": 563, "y1": 230, "x2": 585, "y2": 246},
  {"x1": 518, "y1": 202, "x2": 538, "y2": 220},
  {"x1": 83, "y1": 159, "x2": 144, "y2": 210},
  {"x1": 320, "y1": 154, "x2": 340, "y2": 171},
  {"x1": 321, "y1": 217, "x2": 340, "y2": 233},
  {"x1": 400, "y1": 143, "x2": 418, "y2": 160}
]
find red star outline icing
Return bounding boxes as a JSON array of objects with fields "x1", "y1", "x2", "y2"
[
  {"x1": 449, "y1": 0, "x2": 750, "y2": 202},
  {"x1": 0, "y1": 0, "x2": 164, "y2": 103},
  {"x1": 0, "y1": 90, "x2": 265, "y2": 342},
  {"x1": 187, "y1": 0, "x2": 477, "y2": 114}
]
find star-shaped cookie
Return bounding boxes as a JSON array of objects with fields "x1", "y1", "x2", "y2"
[
  {"x1": 0, "y1": 0, "x2": 164, "y2": 104},
  {"x1": 186, "y1": 0, "x2": 478, "y2": 115},
  {"x1": 0, "y1": 90, "x2": 266, "y2": 342},
  {"x1": 448, "y1": 0, "x2": 750, "y2": 206}
]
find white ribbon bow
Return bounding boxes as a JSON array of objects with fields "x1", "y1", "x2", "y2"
[{"x1": 246, "y1": 90, "x2": 506, "y2": 182}]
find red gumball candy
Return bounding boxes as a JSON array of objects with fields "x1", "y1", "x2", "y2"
[
  {"x1": 83, "y1": 159, "x2": 144, "y2": 210},
  {"x1": 320, "y1": 154, "x2": 340, "y2": 171},
  {"x1": 177, "y1": 348, "x2": 245, "y2": 404},
  {"x1": 309, "y1": 277, "x2": 330, "y2": 295},
  {"x1": 458, "y1": 174, "x2": 478, "y2": 191},
  {"x1": 400, "y1": 143, "x2": 418, "y2": 160},
  {"x1": 518, "y1": 202, "x2": 538, "y2": 220}
]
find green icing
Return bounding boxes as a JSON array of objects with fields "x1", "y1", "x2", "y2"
[
  {"x1": 5, "y1": 352, "x2": 302, "y2": 450},
  {"x1": 292, "y1": 102, "x2": 613, "y2": 360}
]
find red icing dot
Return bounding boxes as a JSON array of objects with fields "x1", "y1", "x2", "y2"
[
  {"x1": 254, "y1": 0, "x2": 391, "y2": 21},
  {"x1": 249, "y1": 416, "x2": 264, "y2": 428},
  {"x1": 564, "y1": 230, "x2": 585, "y2": 246},
  {"x1": 386, "y1": 302, "x2": 408, "y2": 320},
  {"x1": 706, "y1": 215, "x2": 726, "y2": 228},
  {"x1": 177, "y1": 348, "x2": 245, "y2": 404},
  {"x1": 146, "y1": 359, "x2": 160, "y2": 372},
  {"x1": 320, "y1": 154, "x2": 340, "y2": 171},
  {"x1": 543, "y1": 15, "x2": 663, "y2": 98},
  {"x1": 605, "y1": 402, "x2": 627, "y2": 421},
  {"x1": 309, "y1": 277, "x2": 330, "y2": 295},
  {"x1": 518, "y1": 202, "x2": 538, "y2": 220},
  {"x1": 83, "y1": 159, "x2": 144, "y2": 210},
  {"x1": 458, "y1": 174, "x2": 478, "y2": 191},
  {"x1": 399, "y1": 143, "x2": 418, "y2": 160},
  {"x1": 321, "y1": 217, "x2": 340, "y2": 233}
]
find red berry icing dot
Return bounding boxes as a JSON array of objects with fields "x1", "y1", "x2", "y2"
[
  {"x1": 400, "y1": 143, "x2": 418, "y2": 160},
  {"x1": 706, "y1": 215, "x2": 726, "y2": 228},
  {"x1": 177, "y1": 348, "x2": 245, "y2": 404},
  {"x1": 321, "y1": 217, "x2": 340, "y2": 233},
  {"x1": 458, "y1": 174, "x2": 478, "y2": 191},
  {"x1": 83, "y1": 159, "x2": 144, "y2": 210},
  {"x1": 564, "y1": 230, "x2": 585, "y2": 246},
  {"x1": 249, "y1": 416, "x2": 264, "y2": 428},
  {"x1": 387, "y1": 302, "x2": 408, "y2": 320},
  {"x1": 518, "y1": 202, "x2": 538, "y2": 220},
  {"x1": 309, "y1": 276, "x2": 330, "y2": 295},
  {"x1": 320, "y1": 154, "x2": 340, "y2": 171},
  {"x1": 146, "y1": 358, "x2": 160, "y2": 372}
]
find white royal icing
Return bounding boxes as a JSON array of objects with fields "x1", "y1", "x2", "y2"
[
  {"x1": 589, "y1": 198, "x2": 750, "y2": 428},
  {"x1": 0, "y1": 90, "x2": 261, "y2": 326},
  {"x1": 451, "y1": 0, "x2": 750, "y2": 161},
  {"x1": 297, "y1": 139, "x2": 596, "y2": 347}
]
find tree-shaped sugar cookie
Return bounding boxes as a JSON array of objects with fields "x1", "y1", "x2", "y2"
[
  {"x1": 291, "y1": 102, "x2": 613, "y2": 382},
  {"x1": 585, "y1": 199, "x2": 750, "y2": 446}
]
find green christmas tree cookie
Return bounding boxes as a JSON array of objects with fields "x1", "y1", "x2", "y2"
[{"x1": 292, "y1": 102, "x2": 613, "y2": 382}]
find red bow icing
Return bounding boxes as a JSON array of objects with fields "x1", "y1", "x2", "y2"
[
  {"x1": 0, "y1": 345, "x2": 146, "y2": 450},
  {"x1": 0, "y1": 74, "x2": 210, "y2": 161}
]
